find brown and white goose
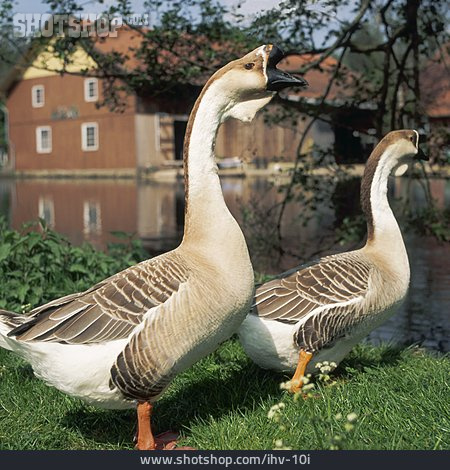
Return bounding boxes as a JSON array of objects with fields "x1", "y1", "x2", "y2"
[
  {"x1": 0, "y1": 45, "x2": 307, "y2": 450},
  {"x1": 239, "y1": 130, "x2": 427, "y2": 392}
]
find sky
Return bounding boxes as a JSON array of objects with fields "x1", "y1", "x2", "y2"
[
  {"x1": 12, "y1": 0, "x2": 286, "y2": 37},
  {"x1": 14, "y1": 0, "x2": 283, "y2": 16},
  {"x1": 12, "y1": 0, "x2": 352, "y2": 46}
]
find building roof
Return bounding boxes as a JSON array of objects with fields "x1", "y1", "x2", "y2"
[
  {"x1": 280, "y1": 54, "x2": 354, "y2": 102},
  {"x1": 4, "y1": 26, "x2": 447, "y2": 119},
  {"x1": 93, "y1": 32, "x2": 360, "y2": 102},
  {"x1": 0, "y1": 27, "x2": 351, "y2": 101}
]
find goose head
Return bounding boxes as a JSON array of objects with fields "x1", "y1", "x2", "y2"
[
  {"x1": 207, "y1": 45, "x2": 308, "y2": 123},
  {"x1": 378, "y1": 130, "x2": 428, "y2": 176}
]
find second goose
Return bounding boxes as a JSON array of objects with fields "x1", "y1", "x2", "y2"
[{"x1": 239, "y1": 130, "x2": 427, "y2": 392}]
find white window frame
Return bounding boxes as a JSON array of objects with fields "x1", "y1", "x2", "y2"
[
  {"x1": 36, "y1": 126, "x2": 52, "y2": 154},
  {"x1": 84, "y1": 78, "x2": 99, "y2": 102},
  {"x1": 31, "y1": 84, "x2": 45, "y2": 108},
  {"x1": 38, "y1": 196, "x2": 55, "y2": 228},
  {"x1": 83, "y1": 200, "x2": 102, "y2": 235},
  {"x1": 81, "y1": 122, "x2": 99, "y2": 151}
]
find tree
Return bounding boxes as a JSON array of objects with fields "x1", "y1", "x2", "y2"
[{"x1": 0, "y1": 0, "x2": 448, "y2": 262}]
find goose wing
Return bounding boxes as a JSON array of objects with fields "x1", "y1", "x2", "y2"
[
  {"x1": 253, "y1": 253, "x2": 373, "y2": 351},
  {"x1": 8, "y1": 252, "x2": 189, "y2": 344}
]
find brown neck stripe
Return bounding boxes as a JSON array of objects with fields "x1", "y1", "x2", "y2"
[{"x1": 360, "y1": 131, "x2": 407, "y2": 243}]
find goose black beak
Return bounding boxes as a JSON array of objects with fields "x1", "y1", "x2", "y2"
[
  {"x1": 414, "y1": 131, "x2": 429, "y2": 161},
  {"x1": 266, "y1": 45, "x2": 309, "y2": 92},
  {"x1": 414, "y1": 134, "x2": 428, "y2": 161}
]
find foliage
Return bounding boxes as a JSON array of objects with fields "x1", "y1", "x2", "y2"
[
  {"x1": 0, "y1": 217, "x2": 147, "y2": 312},
  {"x1": 336, "y1": 215, "x2": 367, "y2": 246},
  {"x1": 0, "y1": 339, "x2": 448, "y2": 449},
  {"x1": 405, "y1": 204, "x2": 450, "y2": 242}
]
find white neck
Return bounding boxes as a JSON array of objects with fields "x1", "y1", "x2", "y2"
[
  {"x1": 364, "y1": 147, "x2": 410, "y2": 279},
  {"x1": 180, "y1": 80, "x2": 251, "y2": 267}
]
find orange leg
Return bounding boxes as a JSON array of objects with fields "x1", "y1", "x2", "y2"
[
  {"x1": 135, "y1": 402, "x2": 190, "y2": 451},
  {"x1": 136, "y1": 401, "x2": 156, "y2": 450},
  {"x1": 290, "y1": 350, "x2": 313, "y2": 394}
]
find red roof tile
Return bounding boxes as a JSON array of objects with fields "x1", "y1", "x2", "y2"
[{"x1": 421, "y1": 47, "x2": 450, "y2": 118}]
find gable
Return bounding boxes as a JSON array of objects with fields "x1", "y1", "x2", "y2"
[{"x1": 22, "y1": 43, "x2": 98, "y2": 80}]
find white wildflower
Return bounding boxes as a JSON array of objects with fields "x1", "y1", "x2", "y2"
[
  {"x1": 290, "y1": 379, "x2": 302, "y2": 390},
  {"x1": 267, "y1": 402, "x2": 285, "y2": 421},
  {"x1": 279, "y1": 381, "x2": 291, "y2": 390},
  {"x1": 274, "y1": 439, "x2": 291, "y2": 450},
  {"x1": 302, "y1": 383, "x2": 315, "y2": 392},
  {"x1": 344, "y1": 422, "x2": 354, "y2": 432}
]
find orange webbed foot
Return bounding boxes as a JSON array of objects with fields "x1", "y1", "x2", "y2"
[{"x1": 289, "y1": 350, "x2": 313, "y2": 395}]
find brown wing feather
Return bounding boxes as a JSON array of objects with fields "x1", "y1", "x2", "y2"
[
  {"x1": 253, "y1": 253, "x2": 372, "y2": 324},
  {"x1": 9, "y1": 253, "x2": 189, "y2": 344}
]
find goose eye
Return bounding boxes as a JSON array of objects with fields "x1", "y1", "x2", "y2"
[{"x1": 244, "y1": 62, "x2": 255, "y2": 70}]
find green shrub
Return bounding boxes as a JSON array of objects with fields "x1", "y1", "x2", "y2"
[{"x1": 0, "y1": 218, "x2": 148, "y2": 312}]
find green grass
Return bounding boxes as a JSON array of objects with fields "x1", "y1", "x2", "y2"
[
  {"x1": 0, "y1": 223, "x2": 448, "y2": 450},
  {"x1": 0, "y1": 339, "x2": 448, "y2": 450}
]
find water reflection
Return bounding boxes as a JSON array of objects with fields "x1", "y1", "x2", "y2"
[{"x1": 0, "y1": 175, "x2": 448, "y2": 352}]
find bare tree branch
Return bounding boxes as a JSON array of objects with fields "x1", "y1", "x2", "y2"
[{"x1": 274, "y1": 45, "x2": 350, "y2": 248}]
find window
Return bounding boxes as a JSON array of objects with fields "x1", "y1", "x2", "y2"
[
  {"x1": 36, "y1": 126, "x2": 52, "y2": 153},
  {"x1": 38, "y1": 197, "x2": 55, "y2": 228},
  {"x1": 83, "y1": 201, "x2": 101, "y2": 235},
  {"x1": 81, "y1": 122, "x2": 99, "y2": 151},
  {"x1": 84, "y1": 78, "x2": 98, "y2": 102},
  {"x1": 31, "y1": 85, "x2": 45, "y2": 107}
]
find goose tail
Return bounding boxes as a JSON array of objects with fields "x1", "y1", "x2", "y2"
[{"x1": 0, "y1": 310, "x2": 26, "y2": 351}]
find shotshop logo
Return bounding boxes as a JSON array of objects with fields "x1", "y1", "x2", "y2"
[{"x1": 12, "y1": 13, "x2": 149, "y2": 38}]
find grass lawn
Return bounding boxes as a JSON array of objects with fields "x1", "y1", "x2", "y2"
[{"x1": 0, "y1": 339, "x2": 448, "y2": 450}]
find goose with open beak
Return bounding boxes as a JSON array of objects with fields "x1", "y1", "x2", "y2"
[{"x1": 0, "y1": 45, "x2": 308, "y2": 450}]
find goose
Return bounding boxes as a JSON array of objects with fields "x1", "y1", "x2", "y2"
[
  {"x1": 239, "y1": 130, "x2": 427, "y2": 393},
  {"x1": 0, "y1": 45, "x2": 308, "y2": 450}
]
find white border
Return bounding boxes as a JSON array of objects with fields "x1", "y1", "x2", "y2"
[
  {"x1": 81, "y1": 122, "x2": 99, "y2": 151},
  {"x1": 84, "y1": 78, "x2": 99, "y2": 102},
  {"x1": 38, "y1": 196, "x2": 55, "y2": 228},
  {"x1": 36, "y1": 126, "x2": 52, "y2": 153},
  {"x1": 31, "y1": 84, "x2": 45, "y2": 108},
  {"x1": 83, "y1": 200, "x2": 102, "y2": 235}
]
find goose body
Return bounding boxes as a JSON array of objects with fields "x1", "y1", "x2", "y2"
[
  {"x1": 0, "y1": 45, "x2": 308, "y2": 448},
  {"x1": 0, "y1": 249, "x2": 253, "y2": 409},
  {"x1": 239, "y1": 130, "x2": 427, "y2": 387}
]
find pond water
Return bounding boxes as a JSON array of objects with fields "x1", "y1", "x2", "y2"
[{"x1": 0, "y1": 175, "x2": 448, "y2": 352}]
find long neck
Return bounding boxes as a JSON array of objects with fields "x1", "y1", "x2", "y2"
[
  {"x1": 180, "y1": 81, "x2": 248, "y2": 259},
  {"x1": 361, "y1": 147, "x2": 409, "y2": 276}
]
